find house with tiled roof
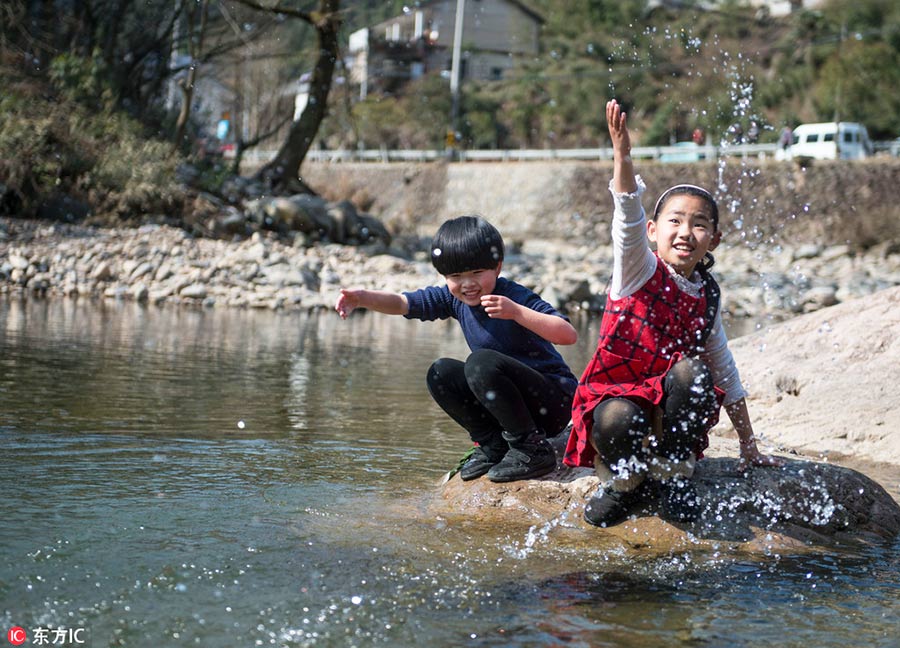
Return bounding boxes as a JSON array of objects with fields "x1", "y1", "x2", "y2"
[{"x1": 348, "y1": 0, "x2": 543, "y2": 97}]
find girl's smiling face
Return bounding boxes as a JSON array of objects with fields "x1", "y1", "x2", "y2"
[{"x1": 648, "y1": 194, "x2": 721, "y2": 277}]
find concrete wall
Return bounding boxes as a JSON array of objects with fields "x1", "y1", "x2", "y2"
[{"x1": 300, "y1": 158, "x2": 900, "y2": 249}]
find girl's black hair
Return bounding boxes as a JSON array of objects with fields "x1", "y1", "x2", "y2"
[{"x1": 430, "y1": 215, "x2": 504, "y2": 275}]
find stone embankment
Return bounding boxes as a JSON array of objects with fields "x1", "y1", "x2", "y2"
[
  {"x1": 2, "y1": 215, "x2": 900, "y2": 323},
  {"x1": 301, "y1": 158, "x2": 900, "y2": 247}
]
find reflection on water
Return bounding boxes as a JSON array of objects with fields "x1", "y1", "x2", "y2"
[{"x1": 1, "y1": 298, "x2": 898, "y2": 647}]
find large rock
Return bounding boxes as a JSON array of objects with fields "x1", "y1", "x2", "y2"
[
  {"x1": 433, "y1": 433, "x2": 900, "y2": 556},
  {"x1": 327, "y1": 200, "x2": 393, "y2": 246}
]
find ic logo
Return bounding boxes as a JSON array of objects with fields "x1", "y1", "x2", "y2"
[{"x1": 7, "y1": 627, "x2": 27, "y2": 646}]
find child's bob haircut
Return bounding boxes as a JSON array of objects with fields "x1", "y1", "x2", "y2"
[
  {"x1": 652, "y1": 184, "x2": 719, "y2": 231},
  {"x1": 430, "y1": 215, "x2": 504, "y2": 275}
]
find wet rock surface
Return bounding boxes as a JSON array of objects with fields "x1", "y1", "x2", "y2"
[{"x1": 434, "y1": 434, "x2": 900, "y2": 556}]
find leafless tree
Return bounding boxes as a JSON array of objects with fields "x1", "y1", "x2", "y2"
[
  {"x1": 233, "y1": 0, "x2": 341, "y2": 193},
  {"x1": 173, "y1": 0, "x2": 211, "y2": 148}
]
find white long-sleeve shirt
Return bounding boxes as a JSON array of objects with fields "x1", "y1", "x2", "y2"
[{"x1": 608, "y1": 176, "x2": 747, "y2": 406}]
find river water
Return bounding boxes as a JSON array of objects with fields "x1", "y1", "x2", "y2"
[{"x1": 1, "y1": 299, "x2": 898, "y2": 647}]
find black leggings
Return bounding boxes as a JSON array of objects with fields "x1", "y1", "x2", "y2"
[
  {"x1": 426, "y1": 348, "x2": 573, "y2": 445},
  {"x1": 590, "y1": 357, "x2": 718, "y2": 471}
]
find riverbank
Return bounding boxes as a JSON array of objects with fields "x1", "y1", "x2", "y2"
[
  {"x1": 719, "y1": 284, "x2": 900, "y2": 468},
  {"x1": 3, "y1": 216, "x2": 900, "y2": 324}
]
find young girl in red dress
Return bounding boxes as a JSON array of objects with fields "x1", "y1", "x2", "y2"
[{"x1": 564, "y1": 100, "x2": 782, "y2": 527}]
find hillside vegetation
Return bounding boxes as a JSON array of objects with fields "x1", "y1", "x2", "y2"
[
  {"x1": 325, "y1": 0, "x2": 900, "y2": 149},
  {"x1": 1, "y1": 0, "x2": 898, "y2": 226}
]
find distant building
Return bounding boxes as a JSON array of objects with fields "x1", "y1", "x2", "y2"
[
  {"x1": 742, "y1": 0, "x2": 826, "y2": 17},
  {"x1": 348, "y1": 0, "x2": 543, "y2": 98}
]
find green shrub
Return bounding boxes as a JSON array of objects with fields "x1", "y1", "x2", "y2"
[{"x1": 0, "y1": 58, "x2": 184, "y2": 224}]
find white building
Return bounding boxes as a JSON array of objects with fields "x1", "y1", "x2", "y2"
[{"x1": 348, "y1": 0, "x2": 543, "y2": 98}]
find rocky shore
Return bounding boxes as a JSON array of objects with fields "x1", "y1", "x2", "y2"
[{"x1": 3, "y1": 214, "x2": 900, "y2": 323}]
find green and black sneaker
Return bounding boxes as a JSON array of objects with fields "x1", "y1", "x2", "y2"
[{"x1": 457, "y1": 442, "x2": 508, "y2": 481}]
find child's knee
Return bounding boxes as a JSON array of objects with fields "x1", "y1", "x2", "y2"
[
  {"x1": 667, "y1": 357, "x2": 712, "y2": 391},
  {"x1": 464, "y1": 348, "x2": 503, "y2": 370},
  {"x1": 463, "y1": 348, "x2": 505, "y2": 385},
  {"x1": 426, "y1": 357, "x2": 462, "y2": 392},
  {"x1": 591, "y1": 399, "x2": 649, "y2": 464}
]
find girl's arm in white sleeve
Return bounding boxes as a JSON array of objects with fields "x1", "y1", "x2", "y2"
[
  {"x1": 608, "y1": 177, "x2": 657, "y2": 300},
  {"x1": 701, "y1": 311, "x2": 784, "y2": 468},
  {"x1": 605, "y1": 99, "x2": 656, "y2": 301},
  {"x1": 699, "y1": 310, "x2": 747, "y2": 406}
]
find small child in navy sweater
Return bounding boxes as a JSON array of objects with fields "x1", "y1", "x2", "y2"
[{"x1": 335, "y1": 216, "x2": 578, "y2": 482}]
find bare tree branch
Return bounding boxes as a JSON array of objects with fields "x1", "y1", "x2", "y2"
[{"x1": 230, "y1": 0, "x2": 314, "y2": 24}]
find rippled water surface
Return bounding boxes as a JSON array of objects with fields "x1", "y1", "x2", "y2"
[{"x1": 1, "y1": 299, "x2": 898, "y2": 647}]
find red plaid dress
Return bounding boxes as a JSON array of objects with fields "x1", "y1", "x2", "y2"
[{"x1": 563, "y1": 256, "x2": 724, "y2": 468}]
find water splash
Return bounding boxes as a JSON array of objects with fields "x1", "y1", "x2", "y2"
[{"x1": 503, "y1": 503, "x2": 580, "y2": 560}]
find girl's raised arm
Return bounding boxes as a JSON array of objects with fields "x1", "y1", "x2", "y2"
[{"x1": 607, "y1": 100, "x2": 638, "y2": 195}]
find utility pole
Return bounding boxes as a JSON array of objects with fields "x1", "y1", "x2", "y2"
[
  {"x1": 834, "y1": 21, "x2": 845, "y2": 158},
  {"x1": 448, "y1": 0, "x2": 465, "y2": 154}
]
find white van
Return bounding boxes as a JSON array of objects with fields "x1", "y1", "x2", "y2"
[{"x1": 789, "y1": 122, "x2": 873, "y2": 160}]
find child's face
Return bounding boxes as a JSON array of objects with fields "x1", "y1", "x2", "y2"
[
  {"x1": 648, "y1": 195, "x2": 721, "y2": 277},
  {"x1": 444, "y1": 264, "x2": 502, "y2": 306}
]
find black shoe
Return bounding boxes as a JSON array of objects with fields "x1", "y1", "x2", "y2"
[
  {"x1": 659, "y1": 477, "x2": 701, "y2": 523},
  {"x1": 583, "y1": 484, "x2": 642, "y2": 527},
  {"x1": 459, "y1": 444, "x2": 507, "y2": 481},
  {"x1": 486, "y1": 435, "x2": 556, "y2": 483}
]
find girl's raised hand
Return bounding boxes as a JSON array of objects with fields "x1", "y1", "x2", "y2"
[{"x1": 606, "y1": 99, "x2": 631, "y2": 154}]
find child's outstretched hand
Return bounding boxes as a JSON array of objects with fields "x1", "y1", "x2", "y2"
[
  {"x1": 335, "y1": 288, "x2": 361, "y2": 319},
  {"x1": 606, "y1": 99, "x2": 631, "y2": 155},
  {"x1": 481, "y1": 294, "x2": 519, "y2": 320}
]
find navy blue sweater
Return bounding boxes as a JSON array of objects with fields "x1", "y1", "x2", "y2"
[{"x1": 403, "y1": 277, "x2": 577, "y2": 391}]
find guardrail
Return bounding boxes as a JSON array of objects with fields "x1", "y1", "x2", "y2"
[{"x1": 239, "y1": 141, "x2": 896, "y2": 165}]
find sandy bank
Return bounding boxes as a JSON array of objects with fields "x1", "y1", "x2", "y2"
[{"x1": 719, "y1": 284, "x2": 900, "y2": 467}]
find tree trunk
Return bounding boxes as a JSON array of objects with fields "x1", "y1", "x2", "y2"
[
  {"x1": 173, "y1": 0, "x2": 209, "y2": 150},
  {"x1": 254, "y1": 0, "x2": 340, "y2": 194}
]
